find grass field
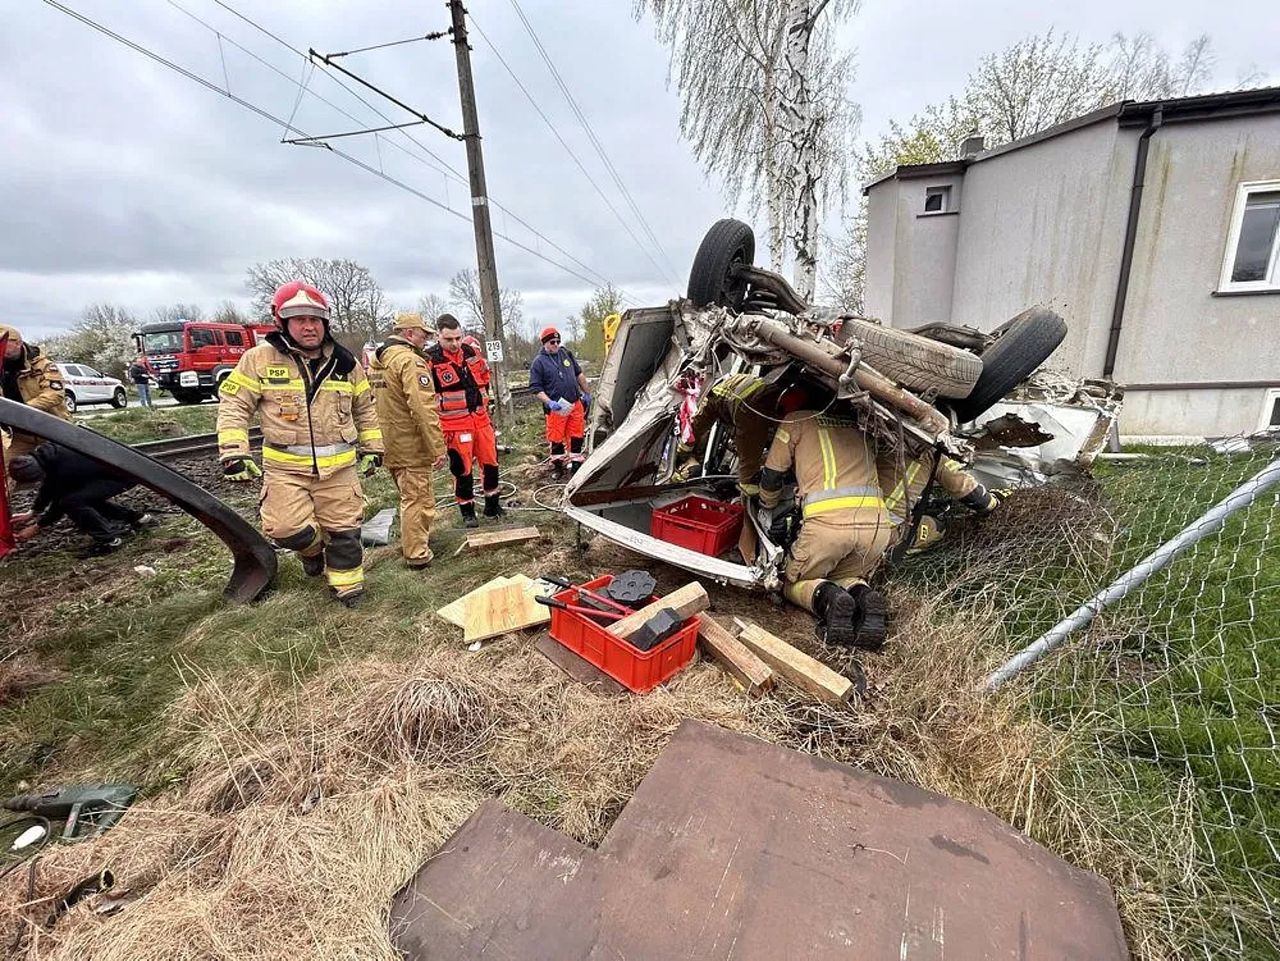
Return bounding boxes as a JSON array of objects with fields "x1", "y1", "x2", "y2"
[{"x1": 2, "y1": 409, "x2": 1276, "y2": 959}]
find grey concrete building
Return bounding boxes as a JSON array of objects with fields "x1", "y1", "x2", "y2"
[{"x1": 864, "y1": 87, "x2": 1280, "y2": 439}]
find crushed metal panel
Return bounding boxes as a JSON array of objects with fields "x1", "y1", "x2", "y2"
[{"x1": 391, "y1": 720, "x2": 1129, "y2": 961}]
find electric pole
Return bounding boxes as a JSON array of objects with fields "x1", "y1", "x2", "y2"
[{"x1": 448, "y1": 0, "x2": 510, "y2": 424}]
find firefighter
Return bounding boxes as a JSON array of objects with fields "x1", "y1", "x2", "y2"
[
  {"x1": 757, "y1": 409, "x2": 893, "y2": 650},
  {"x1": 529, "y1": 326, "x2": 591, "y2": 479},
  {"x1": 369, "y1": 312, "x2": 446, "y2": 569},
  {"x1": 671, "y1": 371, "x2": 782, "y2": 496},
  {"x1": 426, "y1": 314, "x2": 502, "y2": 528},
  {"x1": 877, "y1": 447, "x2": 1010, "y2": 557},
  {"x1": 216, "y1": 281, "x2": 383, "y2": 606},
  {"x1": 1, "y1": 324, "x2": 69, "y2": 488}
]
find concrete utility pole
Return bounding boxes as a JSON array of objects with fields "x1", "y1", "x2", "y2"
[{"x1": 448, "y1": 0, "x2": 510, "y2": 423}]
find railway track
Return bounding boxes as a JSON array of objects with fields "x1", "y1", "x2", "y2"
[{"x1": 132, "y1": 427, "x2": 262, "y2": 461}]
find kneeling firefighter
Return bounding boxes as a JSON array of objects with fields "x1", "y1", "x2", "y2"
[
  {"x1": 216, "y1": 281, "x2": 383, "y2": 606},
  {"x1": 877, "y1": 447, "x2": 1010, "y2": 559},
  {"x1": 757, "y1": 408, "x2": 893, "y2": 649},
  {"x1": 672, "y1": 371, "x2": 783, "y2": 497}
]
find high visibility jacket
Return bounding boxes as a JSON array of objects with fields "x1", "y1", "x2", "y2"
[
  {"x1": 759, "y1": 411, "x2": 887, "y2": 526},
  {"x1": 877, "y1": 449, "x2": 979, "y2": 528},
  {"x1": 216, "y1": 332, "x2": 383, "y2": 478},
  {"x1": 1, "y1": 340, "x2": 70, "y2": 423},
  {"x1": 425, "y1": 343, "x2": 489, "y2": 429},
  {"x1": 368, "y1": 336, "x2": 446, "y2": 469}
]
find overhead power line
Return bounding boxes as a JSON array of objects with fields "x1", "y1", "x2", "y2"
[
  {"x1": 504, "y1": 0, "x2": 681, "y2": 283},
  {"x1": 200, "y1": 0, "x2": 632, "y2": 301},
  {"x1": 38, "y1": 0, "x2": 625, "y2": 297}
]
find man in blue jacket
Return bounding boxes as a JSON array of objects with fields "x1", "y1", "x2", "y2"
[{"x1": 529, "y1": 326, "x2": 591, "y2": 479}]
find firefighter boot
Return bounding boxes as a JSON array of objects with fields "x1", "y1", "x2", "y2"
[
  {"x1": 812, "y1": 581, "x2": 859, "y2": 647},
  {"x1": 846, "y1": 582, "x2": 888, "y2": 652},
  {"x1": 300, "y1": 552, "x2": 325, "y2": 577},
  {"x1": 460, "y1": 501, "x2": 480, "y2": 529}
]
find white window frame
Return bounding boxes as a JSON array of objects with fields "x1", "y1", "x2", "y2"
[
  {"x1": 1260, "y1": 388, "x2": 1280, "y2": 433},
  {"x1": 1218, "y1": 180, "x2": 1280, "y2": 293},
  {"x1": 923, "y1": 185, "x2": 952, "y2": 214}
]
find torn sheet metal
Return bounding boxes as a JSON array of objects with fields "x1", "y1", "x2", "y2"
[{"x1": 361, "y1": 507, "x2": 398, "y2": 546}]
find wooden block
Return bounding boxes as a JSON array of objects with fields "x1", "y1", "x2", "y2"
[
  {"x1": 607, "y1": 582, "x2": 709, "y2": 640},
  {"x1": 733, "y1": 619, "x2": 855, "y2": 705},
  {"x1": 436, "y1": 575, "x2": 512, "y2": 627},
  {"x1": 697, "y1": 614, "x2": 775, "y2": 695},
  {"x1": 454, "y1": 526, "x2": 542, "y2": 554},
  {"x1": 463, "y1": 582, "x2": 550, "y2": 643}
]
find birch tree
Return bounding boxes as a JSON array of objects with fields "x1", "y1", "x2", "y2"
[{"x1": 636, "y1": 0, "x2": 859, "y2": 298}]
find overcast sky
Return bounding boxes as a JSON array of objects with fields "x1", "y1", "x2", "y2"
[{"x1": 2, "y1": 0, "x2": 1274, "y2": 341}]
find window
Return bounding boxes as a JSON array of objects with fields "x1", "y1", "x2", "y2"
[
  {"x1": 224, "y1": 329, "x2": 244, "y2": 346},
  {"x1": 63, "y1": 365, "x2": 84, "y2": 377},
  {"x1": 1220, "y1": 181, "x2": 1280, "y2": 292},
  {"x1": 1262, "y1": 389, "x2": 1280, "y2": 432},
  {"x1": 82, "y1": 367, "x2": 102, "y2": 378},
  {"x1": 190, "y1": 327, "x2": 217, "y2": 349},
  {"x1": 924, "y1": 185, "x2": 952, "y2": 213}
]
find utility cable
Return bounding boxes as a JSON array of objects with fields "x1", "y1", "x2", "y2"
[
  {"x1": 39, "y1": 0, "x2": 619, "y2": 291},
  {"x1": 202, "y1": 0, "x2": 631, "y2": 298},
  {"x1": 504, "y1": 0, "x2": 681, "y2": 284}
]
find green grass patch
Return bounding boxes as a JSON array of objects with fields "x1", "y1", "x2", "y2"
[{"x1": 85, "y1": 404, "x2": 219, "y2": 444}]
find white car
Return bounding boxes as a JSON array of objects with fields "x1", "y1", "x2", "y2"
[{"x1": 55, "y1": 363, "x2": 129, "y2": 414}]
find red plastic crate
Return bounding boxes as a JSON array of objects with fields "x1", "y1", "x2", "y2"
[
  {"x1": 547, "y1": 575, "x2": 698, "y2": 694},
  {"x1": 651, "y1": 495, "x2": 744, "y2": 557}
]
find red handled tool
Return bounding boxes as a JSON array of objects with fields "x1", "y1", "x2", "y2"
[
  {"x1": 542, "y1": 575, "x2": 636, "y2": 614},
  {"x1": 535, "y1": 595, "x2": 624, "y2": 623}
]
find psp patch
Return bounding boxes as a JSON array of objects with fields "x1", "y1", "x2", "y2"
[
  {"x1": 47, "y1": 380, "x2": 63, "y2": 390},
  {"x1": 418, "y1": 374, "x2": 432, "y2": 388}
]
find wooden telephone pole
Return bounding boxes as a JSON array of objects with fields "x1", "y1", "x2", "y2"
[{"x1": 447, "y1": 0, "x2": 510, "y2": 422}]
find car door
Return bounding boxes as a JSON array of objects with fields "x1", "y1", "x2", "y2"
[
  {"x1": 60, "y1": 365, "x2": 89, "y2": 400},
  {"x1": 79, "y1": 366, "x2": 111, "y2": 402}
]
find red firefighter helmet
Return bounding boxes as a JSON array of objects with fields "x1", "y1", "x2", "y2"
[{"x1": 271, "y1": 281, "x2": 331, "y2": 326}]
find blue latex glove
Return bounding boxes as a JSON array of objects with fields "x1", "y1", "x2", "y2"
[
  {"x1": 551, "y1": 398, "x2": 573, "y2": 414},
  {"x1": 581, "y1": 391, "x2": 592, "y2": 409}
]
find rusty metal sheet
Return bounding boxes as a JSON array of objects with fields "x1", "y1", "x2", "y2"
[{"x1": 390, "y1": 720, "x2": 1128, "y2": 961}]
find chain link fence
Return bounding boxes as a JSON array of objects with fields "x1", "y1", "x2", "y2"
[{"x1": 902, "y1": 439, "x2": 1280, "y2": 961}]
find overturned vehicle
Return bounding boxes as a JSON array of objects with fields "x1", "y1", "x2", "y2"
[{"x1": 563, "y1": 219, "x2": 1121, "y2": 591}]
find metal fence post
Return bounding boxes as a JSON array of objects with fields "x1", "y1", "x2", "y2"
[{"x1": 983, "y1": 455, "x2": 1280, "y2": 691}]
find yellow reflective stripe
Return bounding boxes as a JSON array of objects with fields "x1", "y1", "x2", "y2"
[
  {"x1": 803, "y1": 496, "x2": 885, "y2": 518},
  {"x1": 319, "y1": 380, "x2": 355, "y2": 394},
  {"x1": 218, "y1": 428, "x2": 249, "y2": 445},
  {"x1": 326, "y1": 566, "x2": 364, "y2": 588},
  {"x1": 885, "y1": 459, "x2": 924, "y2": 515},
  {"x1": 818, "y1": 429, "x2": 836, "y2": 489},
  {"x1": 223, "y1": 370, "x2": 261, "y2": 394},
  {"x1": 351, "y1": 379, "x2": 370, "y2": 396},
  {"x1": 261, "y1": 447, "x2": 358, "y2": 469},
  {"x1": 357, "y1": 428, "x2": 382, "y2": 444},
  {"x1": 260, "y1": 379, "x2": 306, "y2": 392}
]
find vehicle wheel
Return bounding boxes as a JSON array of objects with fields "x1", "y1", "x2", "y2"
[
  {"x1": 947, "y1": 308, "x2": 1068, "y2": 422},
  {"x1": 111, "y1": 387, "x2": 128, "y2": 409},
  {"x1": 64, "y1": 392, "x2": 78, "y2": 414},
  {"x1": 842, "y1": 319, "x2": 984, "y2": 399},
  {"x1": 172, "y1": 388, "x2": 203, "y2": 405},
  {"x1": 687, "y1": 219, "x2": 755, "y2": 311}
]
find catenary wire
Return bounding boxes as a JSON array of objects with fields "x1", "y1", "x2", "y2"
[
  {"x1": 200, "y1": 0, "x2": 634, "y2": 299},
  {"x1": 504, "y1": 0, "x2": 681, "y2": 283},
  {"x1": 40, "y1": 0, "x2": 626, "y2": 293}
]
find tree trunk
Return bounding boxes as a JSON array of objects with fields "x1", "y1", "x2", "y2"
[{"x1": 781, "y1": 0, "x2": 820, "y2": 301}]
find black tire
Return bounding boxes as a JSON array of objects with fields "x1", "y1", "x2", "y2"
[
  {"x1": 948, "y1": 308, "x2": 1068, "y2": 422},
  {"x1": 64, "y1": 392, "x2": 77, "y2": 415},
  {"x1": 111, "y1": 387, "x2": 128, "y2": 409},
  {"x1": 843, "y1": 319, "x2": 983, "y2": 399},
  {"x1": 687, "y1": 219, "x2": 755, "y2": 311},
  {"x1": 172, "y1": 388, "x2": 203, "y2": 405}
]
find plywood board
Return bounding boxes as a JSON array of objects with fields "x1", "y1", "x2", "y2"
[
  {"x1": 391, "y1": 720, "x2": 1129, "y2": 961},
  {"x1": 435, "y1": 575, "x2": 512, "y2": 628},
  {"x1": 462, "y1": 581, "x2": 550, "y2": 643}
]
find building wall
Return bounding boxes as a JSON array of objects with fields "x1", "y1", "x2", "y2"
[
  {"x1": 1113, "y1": 113, "x2": 1280, "y2": 386},
  {"x1": 947, "y1": 121, "x2": 1136, "y2": 377},
  {"x1": 1121, "y1": 387, "x2": 1273, "y2": 437},
  {"x1": 863, "y1": 183, "x2": 898, "y2": 323}
]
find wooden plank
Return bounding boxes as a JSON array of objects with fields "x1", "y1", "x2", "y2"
[
  {"x1": 697, "y1": 614, "x2": 775, "y2": 695},
  {"x1": 463, "y1": 581, "x2": 550, "y2": 643},
  {"x1": 453, "y1": 526, "x2": 542, "y2": 554},
  {"x1": 436, "y1": 575, "x2": 512, "y2": 627},
  {"x1": 733, "y1": 618, "x2": 854, "y2": 705},
  {"x1": 533, "y1": 632, "x2": 626, "y2": 694},
  {"x1": 606, "y1": 582, "x2": 709, "y2": 640}
]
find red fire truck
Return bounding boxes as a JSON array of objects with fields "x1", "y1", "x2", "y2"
[{"x1": 135, "y1": 320, "x2": 274, "y2": 404}]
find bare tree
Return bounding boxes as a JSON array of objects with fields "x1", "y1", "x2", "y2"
[
  {"x1": 576, "y1": 283, "x2": 624, "y2": 363},
  {"x1": 447, "y1": 268, "x2": 523, "y2": 338},
  {"x1": 212, "y1": 300, "x2": 252, "y2": 326},
  {"x1": 151, "y1": 302, "x2": 204, "y2": 325},
  {"x1": 246, "y1": 258, "x2": 388, "y2": 337},
  {"x1": 416, "y1": 292, "x2": 451, "y2": 325},
  {"x1": 42, "y1": 304, "x2": 139, "y2": 378},
  {"x1": 636, "y1": 0, "x2": 859, "y2": 296}
]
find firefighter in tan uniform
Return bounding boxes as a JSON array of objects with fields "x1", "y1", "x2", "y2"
[
  {"x1": 672, "y1": 372, "x2": 781, "y2": 496},
  {"x1": 877, "y1": 447, "x2": 1009, "y2": 557},
  {"x1": 758, "y1": 410, "x2": 892, "y2": 649},
  {"x1": 369, "y1": 312, "x2": 446, "y2": 569},
  {"x1": 216, "y1": 281, "x2": 383, "y2": 606},
  {"x1": 2, "y1": 324, "x2": 69, "y2": 489}
]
